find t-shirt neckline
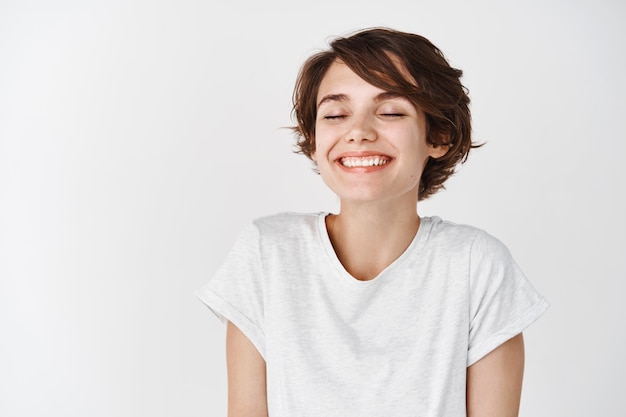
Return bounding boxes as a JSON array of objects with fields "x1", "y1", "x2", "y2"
[{"x1": 316, "y1": 212, "x2": 431, "y2": 287}]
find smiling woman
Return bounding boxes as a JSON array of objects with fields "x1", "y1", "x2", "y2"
[
  {"x1": 293, "y1": 28, "x2": 475, "y2": 201},
  {"x1": 313, "y1": 60, "x2": 445, "y2": 205},
  {"x1": 196, "y1": 27, "x2": 549, "y2": 417}
]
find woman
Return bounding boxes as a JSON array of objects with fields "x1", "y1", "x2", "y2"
[{"x1": 198, "y1": 27, "x2": 549, "y2": 416}]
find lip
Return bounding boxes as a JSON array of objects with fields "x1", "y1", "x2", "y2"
[
  {"x1": 334, "y1": 151, "x2": 394, "y2": 172},
  {"x1": 335, "y1": 150, "x2": 392, "y2": 158}
]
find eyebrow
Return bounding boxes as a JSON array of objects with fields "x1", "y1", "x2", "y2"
[
  {"x1": 317, "y1": 93, "x2": 348, "y2": 109},
  {"x1": 317, "y1": 91, "x2": 407, "y2": 109}
]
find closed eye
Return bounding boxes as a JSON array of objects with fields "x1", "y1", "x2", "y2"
[
  {"x1": 380, "y1": 113, "x2": 405, "y2": 118},
  {"x1": 324, "y1": 115, "x2": 347, "y2": 120}
]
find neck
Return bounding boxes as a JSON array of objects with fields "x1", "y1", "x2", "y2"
[{"x1": 326, "y1": 198, "x2": 422, "y2": 281}]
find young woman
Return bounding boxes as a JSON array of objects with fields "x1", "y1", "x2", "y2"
[{"x1": 198, "y1": 27, "x2": 549, "y2": 417}]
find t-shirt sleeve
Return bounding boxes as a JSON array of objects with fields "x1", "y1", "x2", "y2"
[
  {"x1": 196, "y1": 222, "x2": 266, "y2": 359},
  {"x1": 467, "y1": 230, "x2": 549, "y2": 367}
]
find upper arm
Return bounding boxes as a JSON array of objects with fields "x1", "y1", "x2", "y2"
[
  {"x1": 466, "y1": 333, "x2": 525, "y2": 417},
  {"x1": 226, "y1": 321, "x2": 268, "y2": 417}
]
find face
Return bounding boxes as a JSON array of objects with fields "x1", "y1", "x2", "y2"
[{"x1": 312, "y1": 60, "x2": 446, "y2": 205}]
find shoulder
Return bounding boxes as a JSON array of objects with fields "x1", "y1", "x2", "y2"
[
  {"x1": 423, "y1": 216, "x2": 511, "y2": 259},
  {"x1": 424, "y1": 216, "x2": 482, "y2": 248},
  {"x1": 246, "y1": 212, "x2": 323, "y2": 245},
  {"x1": 211, "y1": 212, "x2": 323, "y2": 279}
]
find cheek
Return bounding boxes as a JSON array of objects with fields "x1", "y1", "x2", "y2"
[
  {"x1": 312, "y1": 129, "x2": 332, "y2": 154},
  {"x1": 403, "y1": 127, "x2": 429, "y2": 152}
]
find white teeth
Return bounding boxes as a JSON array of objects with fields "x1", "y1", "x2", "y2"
[{"x1": 340, "y1": 157, "x2": 389, "y2": 167}]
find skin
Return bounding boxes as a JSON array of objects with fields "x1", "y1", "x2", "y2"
[
  {"x1": 226, "y1": 322, "x2": 268, "y2": 417},
  {"x1": 467, "y1": 333, "x2": 525, "y2": 417},
  {"x1": 225, "y1": 60, "x2": 525, "y2": 416}
]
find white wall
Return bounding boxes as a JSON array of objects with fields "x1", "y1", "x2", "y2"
[{"x1": 1, "y1": 0, "x2": 624, "y2": 415}]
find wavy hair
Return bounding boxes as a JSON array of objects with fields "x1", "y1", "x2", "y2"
[{"x1": 292, "y1": 27, "x2": 480, "y2": 200}]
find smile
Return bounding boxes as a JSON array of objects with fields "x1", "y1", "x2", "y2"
[{"x1": 339, "y1": 156, "x2": 391, "y2": 168}]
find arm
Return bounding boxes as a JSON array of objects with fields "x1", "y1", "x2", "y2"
[
  {"x1": 466, "y1": 333, "x2": 525, "y2": 417},
  {"x1": 226, "y1": 321, "x2": 268, "y2": 417}
]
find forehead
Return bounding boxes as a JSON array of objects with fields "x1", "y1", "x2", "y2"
[
  {"x1": 317, "y1": 57, "x2": 416, "y2": 102},
  {"x1": 317, "y1": 60, "x2": 385, "y2": 102}
]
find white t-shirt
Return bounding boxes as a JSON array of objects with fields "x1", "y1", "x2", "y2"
[{"x1": 197, "y1": 212, "x2": 549, "y2": 416}]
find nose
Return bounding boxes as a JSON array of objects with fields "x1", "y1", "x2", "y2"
[{"x1": 345, "y1": 113, "x2": 377, "y2": 143}]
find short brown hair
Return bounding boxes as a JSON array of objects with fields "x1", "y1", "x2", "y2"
[{"x1": 292, "y1": 27, "x2": 479, "y2": 200}]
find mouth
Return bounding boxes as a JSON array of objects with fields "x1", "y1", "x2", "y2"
[{"x1": 338, "y1": 155, "x2": 392, "y2": 168}]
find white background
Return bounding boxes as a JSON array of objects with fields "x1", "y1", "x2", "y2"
[{"x1": 1, "y1": 0, "x2": 624, "y2": 416}]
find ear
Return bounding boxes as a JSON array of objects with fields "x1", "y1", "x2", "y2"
[
  {"x1": 427, "y1": 133, "x2": 451, "y2": 159},
  {"x1": 428, "y1": 143, "x2": 449, "y2": 159}
]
